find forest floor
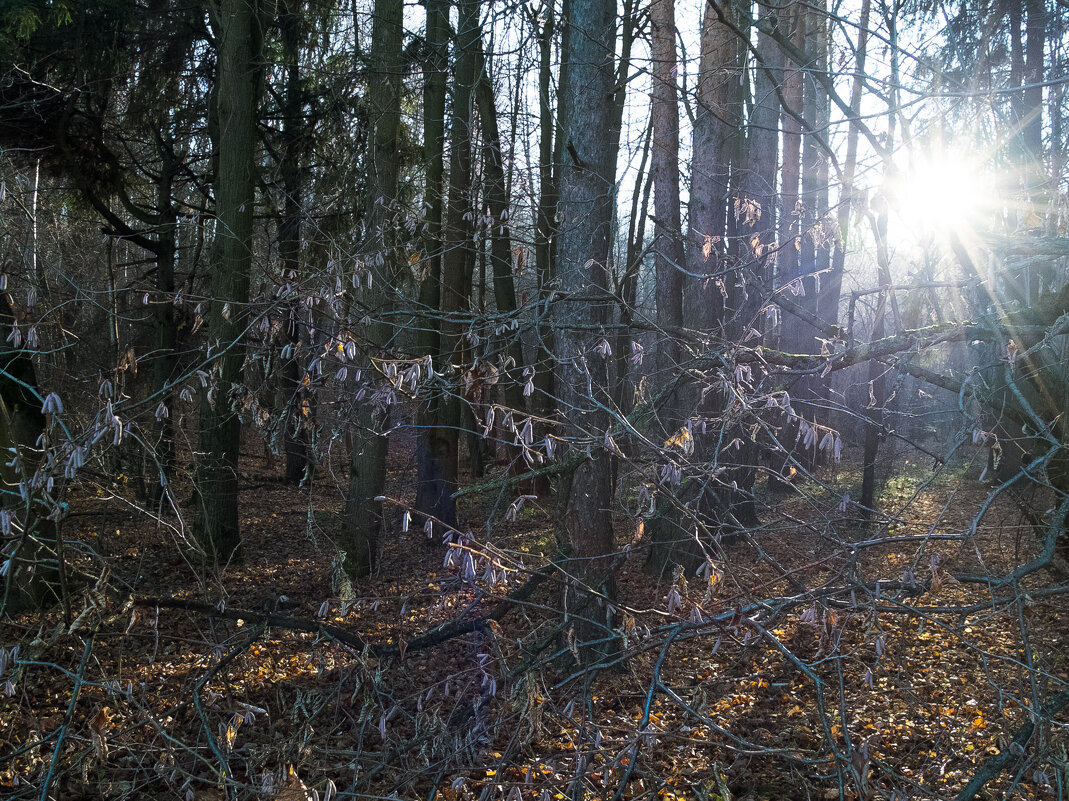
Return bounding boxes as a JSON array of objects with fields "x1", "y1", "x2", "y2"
[{"x1": 1, "y1": 435, "x2": 1067, "y2": 801}]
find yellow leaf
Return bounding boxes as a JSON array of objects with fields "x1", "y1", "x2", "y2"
[{"x1": 665, "y1": 427, "x2": 692, "y2": 451}]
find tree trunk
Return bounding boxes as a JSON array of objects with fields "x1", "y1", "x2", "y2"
[
  {"x1": 718, "y1": 3, "x2": 782, "y2": 531},
  {"x1": 474, "y1": 39, "x2": 526, "y2": 416},
  {"x1": 342, "y1": 0, "x2": 403, "y2": 577},
  {"x1": 768, "y1": 1, "x2": 809, "y2": 486},
  {"x1": 152, "y1": 148, "x2": 178, "y2": 502},
  {"x1": 822, "y1": 0, "x2": 869, "y2": 335},
  {"x1": 684, "y1": 0, "x2": 741, "y2": 334},
  {"x1": 776, "y1": 2, "x2": 803, "y2": 301},
  {"x1": 531, "y1": 0, "x2": 557, "y2": 495},
  {"x1": 555, "y1": 0, "x2": 618, "y2": 665},
  {"x1": 643, "y1": 0, "x2": 691, "y2": 576},
  {"x1": 860, "y1": 3, "x2": 899, "y2": 515},
  {"x1": 195, "y1": 0, "x2": 263, "y2": 564},
  {"x1": 417, "y1": 0, "x2": 479, "y2": 535},
  {"x1": 613, "y1": 113, "x2": 653, "y2": 419},
  {"x1": 0, "y1": 297, "x2": 58, "y2": 615},
  {"x1": 782, "y1": 1, "x2": 831, "y2": 469},
  {"x1": 279, "y1": 3, "x2": 311, "y2": 485},
  {"x1": 649, "y1": 0, "x2": 684, "y2": 396},
  {"x1": 860, "y1": 201, "x2": 891, "y2": 514},
  {"x1": 414, "y1": 0, "x2": 448, "y2": 535}
]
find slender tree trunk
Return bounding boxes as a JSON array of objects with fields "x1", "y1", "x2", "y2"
[
  {"x1": 822, "y1": 0, "x2": 869, "y2": 333},
  {"x1": 555, "y1": 0, "x2": 618, "y2": 665},
  {"x1": 716, "y1": 3, "x2": 782, "y2": 530},
  {"x1": 532, "y1": 0, "x2": 556, "y2": 442},
  {"x1": 783, "y1": 1, "x2": 831, "y2": 469},
  {"x1": 0, "y1": 296, "x2": 57, "y2": 615},
  {"x1": 804, "y1": 1, "x2": 830, "y2": 301},
  {"x1": 740, "y1": 1, "x2": 780, "y2": 323},
  {"x1": 649, "y1": 0, "x2": 684, "y2": 394},
  {"x1": 767, "y1": 1, "x2": 811, "y2": 486},
  {"x1": 860, "y1": 200, "x2": 891, "y2": 514},
  {"x1": 1023, "y1": 0, "x2": 1046, "y2": 176},
  {"x1": 860, "y1": 3, "x2": 899, "y2": 515},
  {"x1": 474, "y1": 40, "x2": 525, "y2": 416},
  {"x1": 414, "y1": 0, "x2": 448, "y2": 533},
  {"x1": 342, "y1": 0, "x2": 403, "y2": 576},
  {"x1": 279, "y1": 5, "x2": 311, "y2": 485},
  {"x1": 195, "y1": 0, "x2": 263, "y2": 563},
  {"x1": 417, "y1": 0, "x2": 479, "y2": 533},
  {"x1": 643, "y1": 0, "x2": 690, "y2": 575},
  {"x1": 1023, "y1": 0, "x2": 1050, "y2": 295},
  {"x1": 613, "y1": 113, "x2": 653, "y2": 419},
  {"x1": 777, "y1": 2, "x2": 803, "y2": 303},
  {"x1": 685, "y1": 0, "x2": 741, "y2": 334},
  {"x1": 152, "y1": 148, "x2": 178, "y2": 501}
]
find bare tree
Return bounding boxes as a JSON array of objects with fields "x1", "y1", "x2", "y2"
[{"x1": 554, "y1": 0, "x2": 619, "y2": 664}]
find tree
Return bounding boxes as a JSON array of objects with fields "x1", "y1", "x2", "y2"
[
  {"x1": 414, "y1": 0, "x2": 479, "y2": 536},
  {"x1": 341, "y1": 0, "x2": 404, "y2": 577},
  {"x1": 0, "y1": 295, "x2": 55, "y2": 614},
  {"x1": 194, "y1": 0, "x2": 265, "y2": 563},
  {"x1": 413, "y1": 0, "x2": 449, "y2": 531},
  {"x1": 553, "y1": 0, "x2": 619, "y2": 664},
  {"x1": 274, "y1": 1, "x2": 314, "y2": 485},
  {"x1": 642, "y1": 0, "x2": 688, "y2": 574}
]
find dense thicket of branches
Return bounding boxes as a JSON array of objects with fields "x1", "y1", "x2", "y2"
[{"x1": 0, "y1": 0, "x2": 1067, "y2": 798}]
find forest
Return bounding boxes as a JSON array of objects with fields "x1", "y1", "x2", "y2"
[{"x1": 0, "y1": 0, "x2": 1068, "y2": 798}]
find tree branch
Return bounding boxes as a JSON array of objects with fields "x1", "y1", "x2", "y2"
[{"x1": 133, "y1": 562, "x2": 558, "y2": 658}]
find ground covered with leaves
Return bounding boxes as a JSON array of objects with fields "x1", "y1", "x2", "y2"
[{"x1": 1, "y1": 440, "x2": 1067, "y2": 801}]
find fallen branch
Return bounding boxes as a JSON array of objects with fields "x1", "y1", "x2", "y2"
[
  {"x1": 133, "y1": 561, "x2": 558, "y2": 658},
  {"x1": 955, "y1": 688, "x2": 1069, "y2": 801}
]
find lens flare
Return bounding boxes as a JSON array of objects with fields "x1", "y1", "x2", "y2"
[{"x1": 888, "y1": 151, "x2": 994, "y2": 241}]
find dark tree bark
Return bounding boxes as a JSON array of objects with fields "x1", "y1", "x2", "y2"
[
  {"x1": 195, "y1": 0, "x2": 264, "y2": 563},
  {"x1": 776, "y1": 1, "x2": 803, "y2": 299},
  {"x1": 822, "y1": 0, "x2": 869, "y2": 334},
  {"x1": 151, "y1": 145, "x2": 179, "y2": 501},
  {"x1": 342, "y1": 0, "x2": 403, "y2": 576},
  {"x1": 685, "y1": 0, "x2": 742, "y2": 334},
  {"x1": 649, "y1": 0, "x2": 684, "y2": 394},
  {"x1": 531, "y1": 0, "x2": 557, "y2": 463},
  {"x1": 554, "y1": 0, "x2": 618, "y2": 664},
  {"x1": 0, "y1": 296, "x2": 58, "y2": 615},
  {"x1": 643, "y1": 0, "x2": 691, "y2": 576},
  {"x1": 859, "y1": 198, "x2": 891, "y2": 514},
  {"x1": 767, "y1": 1, "x2": 814, "y2": 483},
  {"x1": 474, "y1": 37, "x2": 526, "y2": 416},
  {"x1": 415, "y1": 0, "x2": 479, "y2": 534},
  {"x1": 781, "y1": 1, "x2": 831, "y2": 470},
  {"x1": 613, "y1": 113, "x2": 653, "y2": 420},
  {"x1": 859, "y1": 3, "x2": 899, "y2": 515},
  {"x1": 278, "y1": 3, "x2": 312, "y2": 485},
  {"x1": 414, "y1": 0, "x2": 449, "y2": 534}
]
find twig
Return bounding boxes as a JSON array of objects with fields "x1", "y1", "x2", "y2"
[
  {"x1": 134, "y1": 561, "x2": 558, "y2": 658},
  {"x1": 955, "y1": 688, "x2": 1069, "y2": 801},
  {"x1": 39, "y1": 635, "x2": 94, "y2": 801},
  {"x1": 192, "y1": 622, "x2": 266, "y2": 798}
]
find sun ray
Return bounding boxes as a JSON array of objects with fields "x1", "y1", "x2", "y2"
[{"x1": 887, "y1": 148, "x2": 999, "y2": 249}]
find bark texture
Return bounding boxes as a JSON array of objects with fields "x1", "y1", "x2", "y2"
[
  {"x1": 554, "y1": 0, "x2": 619, "y2": 664},
  {"x1": 195, "y1": 0, "x2": 263, "y2": 563}
]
